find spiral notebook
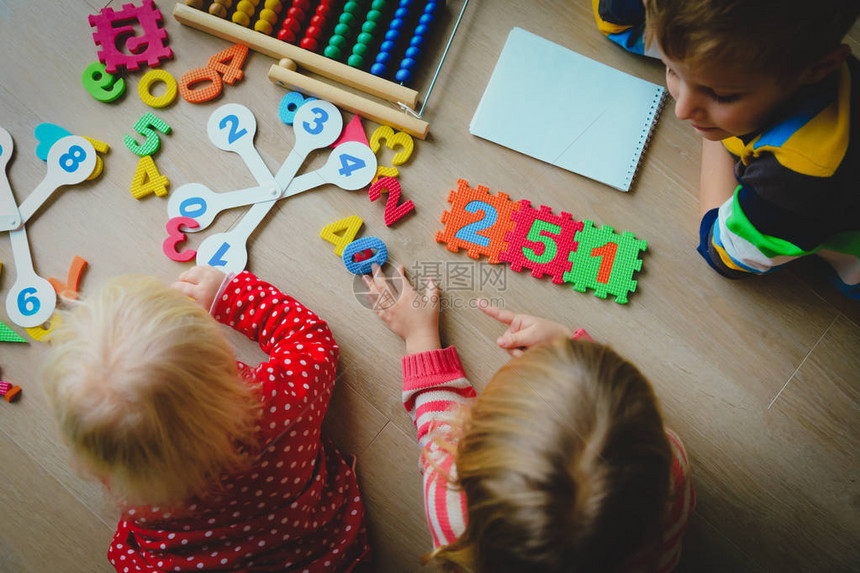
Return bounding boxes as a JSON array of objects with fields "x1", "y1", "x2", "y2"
[{"x1": 470, "y1": 28, "x2": 667, "y2": 192}]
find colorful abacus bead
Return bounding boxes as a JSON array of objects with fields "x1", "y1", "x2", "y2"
[
  {"x1": 300, "y1": 0, "x2": 341, "y2": 51},
  {"x1": 254, "y1": 0, "x2": 283, "y2": 34},
  {"x1": 395, "y1": 0, "x2": 440, "y2": 83},
  {"x1": 347, "y1": 0, "x2": 391, "y2": 69},
  {"x1": 232, "y1": 0, "x2": 259, "y2": 26},
  {"x1": 370, "y1": 0, "x2": 419, "y2": 78},
  {"x1": 323, "y1": 0, "x2": 367, "y2": 62},
  {"x1": 277, "y1": 0, "x2": 311, "y2": 43},
  {"x1": 209, "y1": 0, "x2": 233, "y2": 18}
]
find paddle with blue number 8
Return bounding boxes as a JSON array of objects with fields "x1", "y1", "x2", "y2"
[{"x1": 195, "y1": 140, "x2": 377, "y2": 274}]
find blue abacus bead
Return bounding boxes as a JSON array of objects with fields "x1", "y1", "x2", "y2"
[
  {"x1": 419, "y1": 13, "x2": 434, "y2": 25},
  {"x1": 405, "y1": 46, "x2": 421, "y2": 59},
  {"x1": 395, "y1": 69, "x2": 413, "y2": 83},
  {"x1": 398, "y1": 0, "x2": 415, "y2": 9},
  {"x1": 424, "y1": 2, "x2": 439, "y2": 14},
  {"x1": 371, "y1": 62, "x2": 388, "y2": 76},
  {"x1": 379, "y1": 40, "x2": 397, "y2": 53},
  {"x1": 409, "y1": 34, "x2": 425, "y2": 48},
  {"x1": 348, "y1": 54, "x2": 364, "y2": 67},
  {"x1": 385, "y1": 29, "x2": 400, "y2": 43},
  {"x1": 394, "y1": 7, "x2": 410, "y2": 19},
  {"x1": 414, "y1": 23, "x2": 429, "y2": 36},
  {"x1": 324, "y1": 45, "x2": 344, "y2": 59},
  {"x1": 391, "y1": 16, "x2": 406, "y2": 30},
  {"x1": 399, "y1": 57, "x2": 416, "y2": 70},
  {"x1": 375, "y1": 50, "x2": 392, "y2": 65}
]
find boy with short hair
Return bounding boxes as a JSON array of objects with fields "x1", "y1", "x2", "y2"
[{"x1": 594, "y1": 0, "x2": 860, "y2": 297}]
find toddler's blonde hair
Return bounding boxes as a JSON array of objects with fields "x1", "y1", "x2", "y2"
[
  {"x1": 430, "y1": 338, "x2": 673, "y2": 573},
  {"x1": 42, "y1": 275, "x2": 260, "y2": 507}
]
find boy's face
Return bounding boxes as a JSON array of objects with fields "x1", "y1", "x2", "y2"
[{"x1": 661, "y1": 54, "x2": 803, "y2": 141}]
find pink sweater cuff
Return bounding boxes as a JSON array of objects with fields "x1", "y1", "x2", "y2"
[
  {"x1": 402, "y1": 346, "x2": 466, "y2": 382},
  {"x1": 572, "y1": 328, "x2": 592, "y2": 341}
]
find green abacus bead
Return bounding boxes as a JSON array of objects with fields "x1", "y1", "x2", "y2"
[
  {"x1": 343, "y1": 1, "x2": 361, "y2": 14},
  {"x1": 365, "y1": 9, "x2": 382, "y2": 23},
  {"x1": 371, "y1": 0, "x2": 387, "y2": 10},
  {"x1": 352, "y1": 41, "x2": 370, "y2": 56},
  {"x1": 324, "y1": 45, "x2": 344, "y2": 59},
  {"x1": 361, "y1": 19, "x2": 378, "y2": 33},
  {"x1": 334, "y1": 22, "x2": 352, "y2": 36},
  {"x1": 329, "y1": 34, "x2": 348, "y2": 48},
  {"x1": 356, "y1": 31, "x2": 374, "y2": 45},
  {"x1": 348, "y1": 54, "x2": 364, "y2": 67},
  {"x1": 338, "y1": 12, "x2": 356, "y2": 26}
]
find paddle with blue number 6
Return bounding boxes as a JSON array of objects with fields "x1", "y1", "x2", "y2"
[
  {"x1": 196, "y1": 100, "x2": 344, "y2": 273},
  {"x1": 4, "y1": 135, "x2": 96, "y2": 327},
  {"x1": 195, "y1": 141, "x2": 377, "y2": 274}
]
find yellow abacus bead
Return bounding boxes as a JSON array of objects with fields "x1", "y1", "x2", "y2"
[
  {"x1": 254, "y1": 19, "x2": 274, "y2": 34},
  {"x1": 264, "y1": 0, "x2": 282, "y2": 10},
  {"x1": 232, "y1": 10, "x2": 251, "y2": 26},
  {"x1": 209, "y1": 3, "x2": 228, "y2": 17},
  {"x1": 237, "y1": 0, "x2": 256, "y2": 11},
  {"x1": 185, "y1": 0, "x2": 204, "y2": 8}
]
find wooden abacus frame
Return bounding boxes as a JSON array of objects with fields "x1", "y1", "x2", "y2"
[{"x1": 173, "y1": 4, "x2": 431, "y2": 139}]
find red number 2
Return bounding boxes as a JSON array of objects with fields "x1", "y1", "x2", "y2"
[{"x1": 591, "y1": 242, "x2": 618, "y2": 284}]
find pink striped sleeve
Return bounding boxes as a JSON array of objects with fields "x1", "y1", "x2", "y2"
[{"x1": 402, "y1": 346, "x2": 474, "y2": 549}]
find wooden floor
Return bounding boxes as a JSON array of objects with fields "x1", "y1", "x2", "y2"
[{"x1": 1, "y1": 1, "x2": 858, "y2": 572}]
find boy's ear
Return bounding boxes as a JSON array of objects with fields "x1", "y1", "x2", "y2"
[{"x1": 801, "y1": 44, "x2": 851, "y2": 85}]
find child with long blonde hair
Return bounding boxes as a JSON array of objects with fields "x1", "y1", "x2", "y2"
[
  {"x1": 364, "y1": 265, "x2": 694, "y2": 573},
  {"x1": 43, "y1": 266, "x2": 370, "y2": 572}
]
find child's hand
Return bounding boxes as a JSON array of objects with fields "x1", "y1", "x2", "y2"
[
  {"x1": 363, "y1": 264, "x2": 441, "y2": 355},
  {"x1": 479, "y1": 304, "x2": 574, "y2": 357},
  {"x1": 171, "y1": 265, "x2": 226, "y2": 310}
]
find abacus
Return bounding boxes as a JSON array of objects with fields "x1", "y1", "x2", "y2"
[{"x1": 175, "y1": 0, "x2": 447, "y2": 139}]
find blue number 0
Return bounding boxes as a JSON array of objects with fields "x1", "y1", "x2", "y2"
[
  {"x1": 219, "y1": 114, "x2": 248, "y2": 143},
  {"x1": 454, "y1": 200, "x2": 498, "y2": 247},
  {"x1": 302, "y1": 107, "x2": 329, "y2": 135},
  {"x1": 337, "y1": 153, "x2": 366, "y2": 176}
]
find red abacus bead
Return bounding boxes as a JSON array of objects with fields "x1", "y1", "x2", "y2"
[
  {"x1": 310, "y1": 14, "x2": 326, "y2": 26},
  {"x1": 287, "y1": 6, "x2": 305, "y2": 19},
  {"x1": 300, "y1": 37, "x2": 319, "y2": 51},
  {"x1": 278, "y1": 28, "x2": 297, "y2": 42},
  {"x1": 293, "y1": 0, "x2": 311, "y2": 9},
  {"x1": 316, "y1": 4, "x2": 332, "y2": 18},
  {"x1": 283, "y1": 16, "x2": 302, "y2": 32},
  {"x1": 305, "y1": 25, "x2": 323, "y2": 38}
]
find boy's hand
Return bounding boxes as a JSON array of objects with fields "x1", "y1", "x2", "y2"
[
  {"x1": 363, "y1": 264, "x2": 441, "y2": 355},
  {"x1": 479, "y1": 304, "x2": 574, "y2": 357},
  {"x1": 171, "y1": 265, "x2": 226, "y2": 310}
]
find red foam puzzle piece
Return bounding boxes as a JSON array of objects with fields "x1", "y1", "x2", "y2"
[{"x1": 498, "y1": 201, "x2": 583, "y2": 284}]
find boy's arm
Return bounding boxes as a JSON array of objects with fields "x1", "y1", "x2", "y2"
[
  {"x1": 700, "y1": 139, "x2": 739, "y2": 217},
  {"x1": 592, "y1": 0, "x2": 659, "y2": 58}
]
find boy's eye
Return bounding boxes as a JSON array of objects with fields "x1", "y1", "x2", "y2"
[{"x1": 712, "y1": 92, "x2": 741, "y2": 103}]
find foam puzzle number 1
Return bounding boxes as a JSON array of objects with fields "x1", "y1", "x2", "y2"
[{"x1": 436, "y1": 180, "x2": 647, "y2": 304}]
